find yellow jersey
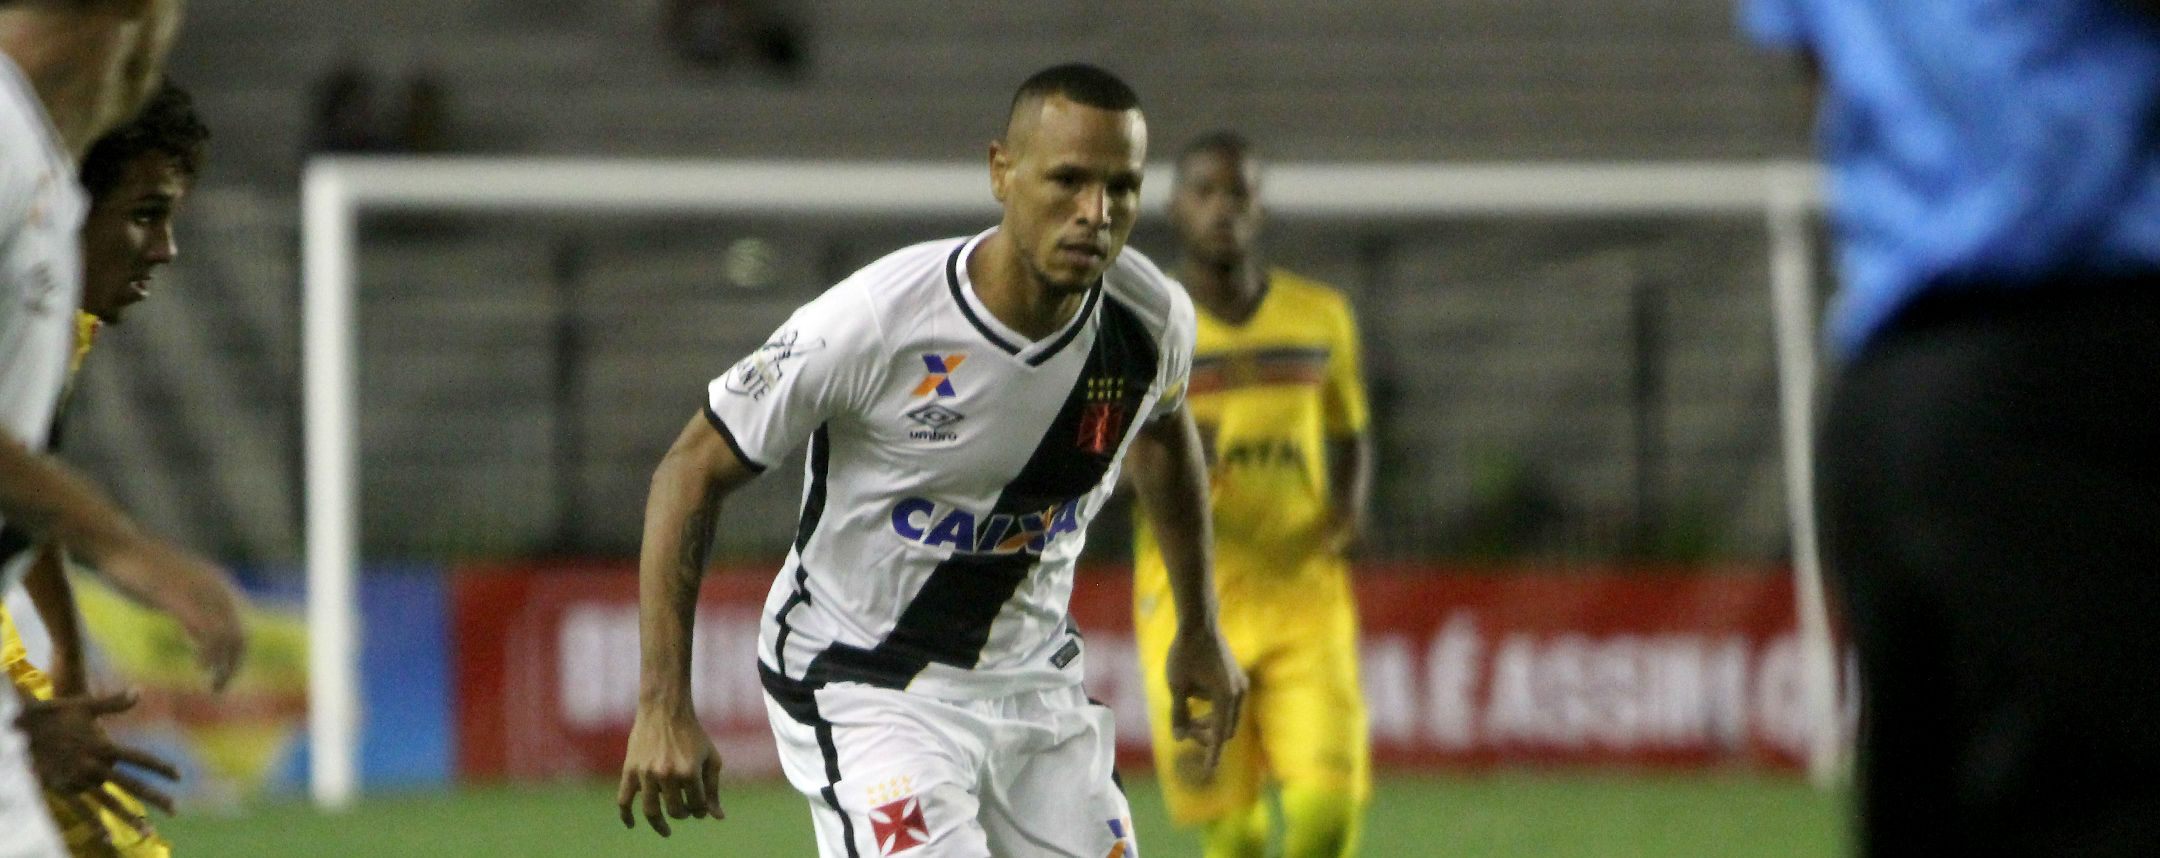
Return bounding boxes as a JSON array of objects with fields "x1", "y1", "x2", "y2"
[{"x1": 1134, "y1": 269, "x2": 1368, "y2": 591}]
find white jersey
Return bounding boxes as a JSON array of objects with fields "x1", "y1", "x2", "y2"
[
  {"x1": 710, "y1": 229, "x2": 1194, "y2": 701},
  {"x1": 0, "y1": 57, "x2": 90, "y2": 856},
  {"x1": 0, "y1": 52, "x2": 86, "y2": 588}
]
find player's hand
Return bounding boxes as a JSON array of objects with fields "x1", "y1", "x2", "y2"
[
  {"x1": 1164, "y1": 623, "x2": 1247, "y2": 779},
  {"x1": 16, "y1": 691, "x2": 181, "y2": 813},
  {"x1": 96, "y1": 538, "x2": 248, "y2": 691},
  {"x1": 618, "y1": 702, "x2": 724, "y2": 837}
]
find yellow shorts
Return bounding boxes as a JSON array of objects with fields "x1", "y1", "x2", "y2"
[
  {"x1": 2, "y1": 607, "x2": 175, "y2": 858},
  {"x1": 1133, "y1": 558, "x2": 1371, "y2": 825}
]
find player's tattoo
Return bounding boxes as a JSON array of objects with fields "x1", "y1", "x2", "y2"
[{"x1": 676, "y1": 479, "x2": 723, "y2": 591}]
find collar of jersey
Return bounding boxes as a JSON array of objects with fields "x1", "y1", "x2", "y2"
[{"x1": 946, "y1": 228, "x2": 1101, "y2": 367}]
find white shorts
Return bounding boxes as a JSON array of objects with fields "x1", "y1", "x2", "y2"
[
  {"x1": 763, "y1": 673, "x2": 1138, "y2": 858},
  {"x1": 0, "y1": 713, "x2": 66, "y2": 858}
]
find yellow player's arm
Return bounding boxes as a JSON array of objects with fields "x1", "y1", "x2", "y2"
[
  {"x1": 1127, "y1": 403, "x2": 1246, "y2": 773},
  {"x1": 20, "y1": 542, "x2": 88, "y2": 696},
  {"x1": 1322, "y1": 292, "x2": 1375, "y2": 557},
  {"x1": 619, "y1": 412, "x2": 758, "y2": 836},
  {"x1": 1326, "y1": 433, "x2": 1373, "y2": 556}
]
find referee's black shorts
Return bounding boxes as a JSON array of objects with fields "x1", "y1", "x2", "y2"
[{"x1": 1819, "y1": 274, "x2": 2160, "y2": 857}]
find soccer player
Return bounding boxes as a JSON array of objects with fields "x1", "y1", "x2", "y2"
[
  {"x1": 618, "y1": 63, "x2": 1247, "y2": 858},
  {"x1": 0, "y1": 78, "x2": 206, "y2": 858},
  {"x1": 3, "y1": 6, "x2": 243, "y2": 856},
  {"x1": 1133, "y1": 132, "x2": 1372, "y2": 858},
  {"x1": 1743, "y1": 0, "x2": 2160, "y2": 854}
]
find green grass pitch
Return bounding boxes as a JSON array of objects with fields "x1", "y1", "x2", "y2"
[{"x1": 158, "y1": 771, "x2": 1847, "y2": 857}]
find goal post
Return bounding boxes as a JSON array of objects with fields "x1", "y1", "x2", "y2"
[{"x1": 299, "y1": 156, "x2": 1833, "y2": 808}]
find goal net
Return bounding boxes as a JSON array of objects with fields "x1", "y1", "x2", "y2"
[{"x1": 300, "y1": 157, "x2": 1834, "y2": 807}]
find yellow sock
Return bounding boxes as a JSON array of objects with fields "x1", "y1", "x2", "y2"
[
  {"x1": 1199, "y1": 799, "x2": 1270, "y2": 858},
  {"x1": 1278, "y1": 783, "x2": 1365, "y2": 858}
]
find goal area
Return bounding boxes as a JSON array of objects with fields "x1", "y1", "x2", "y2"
[{"x1": 299, "y1": 156, "x2": 1834, "y2": 807}]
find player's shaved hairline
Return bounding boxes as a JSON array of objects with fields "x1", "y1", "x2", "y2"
[{"x1": 1000, "y1": 62, "x2": 1142, "y2": 150}]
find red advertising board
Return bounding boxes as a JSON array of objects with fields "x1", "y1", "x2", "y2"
[{"x1": 453, "y1": 561, "x2": 1845, "y2": 780}]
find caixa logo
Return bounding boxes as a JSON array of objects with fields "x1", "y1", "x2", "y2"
[{"x1": 891, "y1": 497, "x2": 1083, "y2": 555}]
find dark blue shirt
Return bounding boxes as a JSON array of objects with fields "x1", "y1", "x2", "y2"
[{"x1": 1744, "y1": 0, "x2": 2160, "y2": 354}]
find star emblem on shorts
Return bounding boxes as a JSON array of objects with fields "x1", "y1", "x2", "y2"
[{"x1": 869, "y1": 795, "x2": 929, "y2": 855}]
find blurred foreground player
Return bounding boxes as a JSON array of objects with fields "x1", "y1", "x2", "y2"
[
  {"x1": 1134, "y1": 132, "x2": 1372, "y2": 858},
  {"x1": 1743, "y1": 1, "x2": 2160, "y2": 854},
  {"x1": 618, "y1": 63, "x2": 1246, "y2": 858},
  {"x1": 1, "y1": 78, "x2": 207, "y2": 858},
  {"x1": 2, "y1": 6, "x2": 243, "y2": 857}
]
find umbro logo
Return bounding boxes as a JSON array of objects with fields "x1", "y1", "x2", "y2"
[
  {"x1": 904, "y1": 403, "x2": 963, "y2": 441},
  {"x1": 906, "y1": 404, "x2": 964, "y2": 428},
  {"x1": 911, "y1": 353, "x2": 967, "y2": 397}
]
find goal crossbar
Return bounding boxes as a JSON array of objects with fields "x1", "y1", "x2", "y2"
[{"x1": 300, "y1": 156, "x2": 1831, "y2": 808}]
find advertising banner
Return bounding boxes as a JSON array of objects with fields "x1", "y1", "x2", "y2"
[
  {"x1": 3, "y1": 568, "x2": 311, "y2": 804},
  {"x1": 452, "y1": 562, "x2": 1844, "y2": 780}
]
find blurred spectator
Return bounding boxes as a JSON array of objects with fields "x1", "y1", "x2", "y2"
[
  {"x1": 310, "y1": 60, "x2": 391, "y2": 153},
  {"x1": 309, "y1": 60, "x2": 455, "y2": 154},
  {"x1": 663, "y1": 0, "x2": 804, "y2": 78},
  {"x1": 398, "y1": 68, "x2": 451, "y2": 154}
]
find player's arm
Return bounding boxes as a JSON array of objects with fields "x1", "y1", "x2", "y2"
[
  {"x1": 121, "y1": 0, "x2": 184, "y2": 108},
  {"x1": 1125, "y1": 402, "x2": 1247, "y2": 773},
  {"x1": 0, "y1": 432, "x2": 242, "y2": 689},
  {"x1": 21, "y1": 542, "x2": 88, "y2": 696},
  {"x1": 618, "y1": 411, "x2": 759, "y2": 837},
  {"x1": 1322, "y1": 295, "x2": 1376, "y2": 557},
  {"x1": 1325, "y1": 432, "x2": 1374, "y2": 556},
  {"x1": 84, "y1": 0, "x2": 184, "y2": 155}
]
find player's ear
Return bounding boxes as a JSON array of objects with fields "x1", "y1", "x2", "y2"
[{"x1": 988, "y1": 140, "x2": 1012, "y2": 204}]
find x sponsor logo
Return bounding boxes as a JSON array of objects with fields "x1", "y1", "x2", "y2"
[{"x1": 911, "y1": 353, "x2": 967, "y2": 397}]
